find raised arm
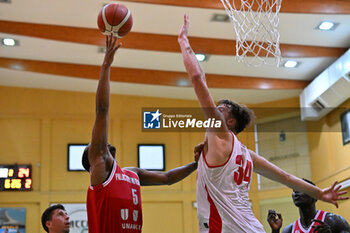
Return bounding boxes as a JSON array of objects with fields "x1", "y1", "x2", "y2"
[
  {"x1": 250, "y1": 150, "x2": 348, "y2": 207},
  {"x1": 88, "y1": 34, "x2": 121, "y2": 186},
  {"x1": 178, "y1": 14, "x2": 232, "y2": 164},
  {"x1": 178, "y1": 15, "x2": 212, "y2": 109}
]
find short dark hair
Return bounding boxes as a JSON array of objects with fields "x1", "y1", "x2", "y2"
[
  {"x1": 82, "y1": 145, "x2": 116, "y2": 172},
  {"x1": 41, "y1": 204, "x2": 66, "y2": 233},
  {"x1": 218, "y1": 99, "x2": 255, "y2": 134},
  {"x1": 82, "y1": 146, "x2": 90, "y2": 172},
  {"x1": 302, "y1": 178, "x2": 316, "y2": 186}
]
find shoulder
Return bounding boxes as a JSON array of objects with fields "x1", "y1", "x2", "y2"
[
  {"x1": 325, "y1": 212, "x2": 346, "y2": 223},
  {"x1": 123, "y1": 167, "x2": 140, "y2": 177},
  {"x1": 324, "y1": 212, "x2": 350, "y2": 231},
  {"x1": 282, "y1": 223, "x2": 293, "y2": 233}
]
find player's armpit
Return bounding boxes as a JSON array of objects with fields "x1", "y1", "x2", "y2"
[{"x1": 205, "y1": 133, "x2": 233, "y2": 166}]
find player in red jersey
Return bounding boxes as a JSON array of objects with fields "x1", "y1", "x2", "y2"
[
  {"x1": 81, "y1": 34, "x2": 199, "y2": 233},
  {"x1": 268, "y1": 179, "x2": 350, "y2": 233}
]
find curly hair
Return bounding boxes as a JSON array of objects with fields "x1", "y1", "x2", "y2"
[{"x1": 218, "y1": 99, "x2": 255, "y2": 134}]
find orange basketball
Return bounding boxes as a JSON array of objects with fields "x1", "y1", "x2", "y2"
[{"x1": 97, "y1": 3, "x2": 133, "y2": 38}]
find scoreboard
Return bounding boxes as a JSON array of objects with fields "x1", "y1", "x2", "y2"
[{"x1": 0, "y1": 164, "x2": 32, "y2": 191}]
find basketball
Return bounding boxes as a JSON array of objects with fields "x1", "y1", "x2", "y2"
[{"x1": 97, "y1": 3, "x2": 133, "y2": 38}]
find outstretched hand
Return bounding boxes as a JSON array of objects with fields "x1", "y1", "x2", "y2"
[
  {"x1": 178, "y1": 14, "x2": 190, "y2": 43},
  {"x1": 103, "y1": 33, "x2": 122, "y2": 67},
  {"x1": 319, "y1": 181, "x2": 348, "y2": 208}
]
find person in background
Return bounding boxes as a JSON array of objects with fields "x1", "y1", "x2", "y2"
[
  {"x1": 268, "y1": 179, "x2": 350, "y2": 233},
  {"x1": 41, "y1": 204, "x2": 70, "y2": 233}
]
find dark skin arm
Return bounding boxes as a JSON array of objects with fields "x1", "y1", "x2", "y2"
[
  {"x1": 125, "y1": 141, "x2": 204, "y2": 186},
  {"x1": 88, "y1": 34, "x2": 121, "y2": 186},
  {"x1": 312, "y1": 219, "x2": 331, "y2": 233},
  {"x1": 281, "y1": 224, "x2": 293, "y2": 233},
  {"x1": 312, "y1": 214, "x2": 350, "y2": 233},
  {"x1": 125, "y1": 162, "x2": 197, "y2": 186}
]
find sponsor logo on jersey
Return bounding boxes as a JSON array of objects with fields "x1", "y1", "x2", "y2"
[
  {"x1": 122, "y1": 223, "x2": 142, "y2": 230},
  {"x1": 121, "y1": 209, "x2": 129, "y2": 220},
  {"x1": 116, "y1": 173, "x2": 140, "y2": 185},
  {"x1": 133, "y1": 210, "x2": 139, "y2": 222}
]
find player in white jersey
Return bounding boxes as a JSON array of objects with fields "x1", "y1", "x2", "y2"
[
  {"x1": 178, "y1": 14, "x2": 348, "y2": 233},
  {"x1": 197, "y1": 131, "x2": 265, "y2": 232}
]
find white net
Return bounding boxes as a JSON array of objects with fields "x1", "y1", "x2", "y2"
[{"x1": 221, "y1": 0, "x2": 282, "y2": 66}]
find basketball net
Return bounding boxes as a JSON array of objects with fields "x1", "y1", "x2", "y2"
[{"x1": 221, "y1": 0, "x2": 282, "y2": 67}]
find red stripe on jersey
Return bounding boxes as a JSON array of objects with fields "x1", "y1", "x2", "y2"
[
  {"x1": 205, "y1": 185, "x2": 222, "y2": 233},
  {"x1": 292, "y1": 210, "x2": 327, "y2": 233}
]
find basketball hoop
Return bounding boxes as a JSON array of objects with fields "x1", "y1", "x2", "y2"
[{"x1": 221, "y1": 0, "x2": 282, "y2": 66}]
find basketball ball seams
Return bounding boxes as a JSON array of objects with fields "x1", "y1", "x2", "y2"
[
  {"x1": 105, "y1": 3, "x2": 117, "y2": 26},
  {"x1": 110, "y1": 4, "x2": 119, "y2": 34},
  {"x1": 114, "y1": 10, "x2": 131, "y2": 37},
  {"x1": 102, "y1": 5, "x2": 112, "y2": 34},
  {"x1": 97, "y1": 3, "x2": 132, "y2": 37},
  {"x1": 113, "y1": 4, "x2": 119, "y2": 25}
]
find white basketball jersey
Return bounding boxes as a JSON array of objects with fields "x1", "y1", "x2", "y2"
[{"x1": 197, "y1": 132, "x2": 265, "y2": 233}]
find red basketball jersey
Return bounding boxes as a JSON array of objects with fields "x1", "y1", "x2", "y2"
[
  {"x1": 292, "y1": 210, "x2": 327, "y2": 233},
  {"x1": 87, "y1": 161, "x2": 142, "y2": 233}
]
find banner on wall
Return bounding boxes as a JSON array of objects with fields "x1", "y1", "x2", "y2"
[
  {"x1": 0, "y1": 208, "x2": 26, "y2": 233},
  {"x1": 54, "y1": 203, "x2": 88, "y2": 233}
]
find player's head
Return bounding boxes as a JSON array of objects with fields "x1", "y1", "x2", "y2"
[
  {"x1": 217, "y1": 99, "x2": 255, "y2": 134},
  {"x1": 82, "y1": 143, "x2": 116, "y2": 172},
  {"x1": 292, "y1": 179, "x2": 317, "y2": 207},
  {"x1": 41, "y1": 204, "x2": 70, "y2": 233}
]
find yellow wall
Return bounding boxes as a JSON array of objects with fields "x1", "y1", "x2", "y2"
[
  {"x1": 1, "y1": 86, "x2": 348, "y2": 233},
  {"x1": 253, "y1": 97, "x2": 350, "y2": 231},
  {"x1": 0, "y1": 85, "x2": 203, "y2": 233},
  {"x1": 307, "y1": 99, "x2": 350, "y2": 219}
]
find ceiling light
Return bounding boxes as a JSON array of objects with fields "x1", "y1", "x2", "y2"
[
  {"x1": 211, "y1": 13, "x2": 230, "y2": 22},
  {"x1": 11, "y1": 64, "x2": 23, "y2": 70},
  {"x1": 195, "y1": 53, "x2": 207, "y2": 62},
  {"x1": 283, "y1": 60, "x2": 299, "y2": 68},
  {"x1": 2, "y1": 38, "x2": 18, "y2": 46},
  {"x1": 177, "y1": 79, "x2": 190, "y2": 87},
  {"x1": 317, "y1": 21, "x2": 338, "y2": 31}
]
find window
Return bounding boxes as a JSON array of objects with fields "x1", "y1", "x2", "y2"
[
  {"x1": 341, "y1": 109, "x2": 350, "y2": 145},
  {"x1": 67, "y1": 144, "x2": 87, "y2": 171},
  {"x1": 138, "y1": 144, "x2": 165, "y2": 171},
  {"x1": 256, "y1": 116, "x2": 311, "y2": 190}
]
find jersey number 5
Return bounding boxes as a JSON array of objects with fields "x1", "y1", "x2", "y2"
[
  {"x1": 234, "y1": 155, "x2": 252, "y2": 185},
  {"x1": 132, "y1": 189, "x2": 138, "y2": 205}
]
